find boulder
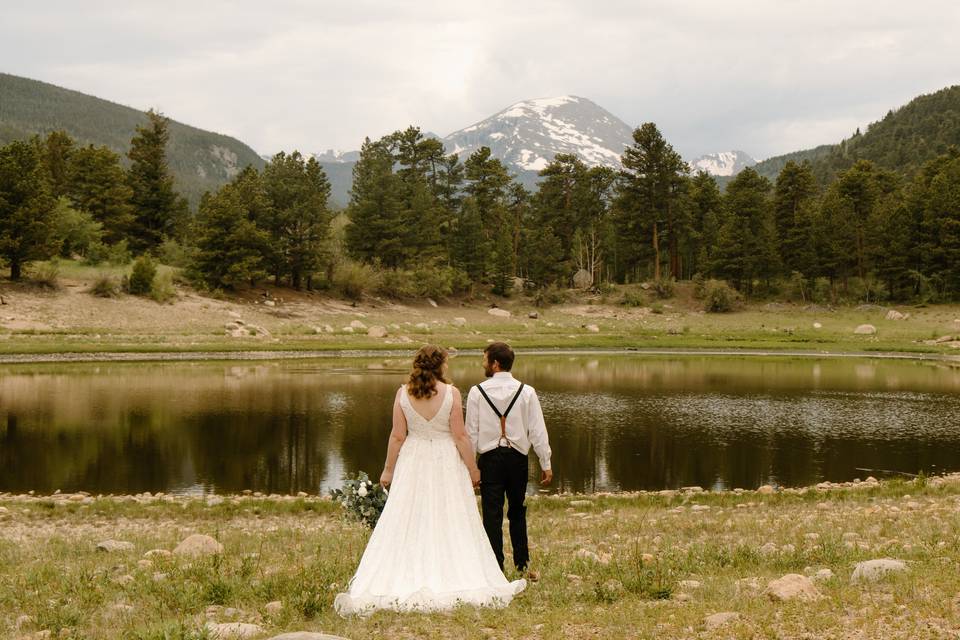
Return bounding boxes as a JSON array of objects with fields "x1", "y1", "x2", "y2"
[
  {"x1": 766, "y1": 573, "x2": 821, "y2": 601},
  {"x1": 366, "y1": 326, "x2": 388, "y2": 338},
  {"x1": 452, "y1": 317, "x2": 467, "y2": 327},
  {"x1": 205, "y1": 622, "x2": 264, "y2": 639},
  {"x1": 144, "y1": 548, "x2": 171, "y2": 559},
  {"x1": 341, "y1": 326, "x2": 353, "y2": 334},
  {"x1": 885, "y1": 310, "x2": 908, "y2": 321},
  {"x1": 97, "y1": 539, "x2": 135, "y2": 553},
  {"x1": 814, "y1": 568, "x2": 835, "y2": 581},
  {"x1": 427, "y1": 298, "x2": 438, "y2": 308},
  {"x1": 813, "y1": 322, "x2": 822, "y2": 329},
  {"x1": 585, "y1": 324, "x2": 600, "y2": 333},
  {"x1": 264, "y1": 601, "x2": 283, "y2": 616},
  {"x1": 569, "y1": 499, "x2": 593, "y2": 508},
  {"x1": 573, "y1": 269, "x2": 593, "y2": 289},
  {"x1": 349, "y1": 320, "x2": 367, "y2": 330},
  {"x1": 853, "y1": 324, "x2": 877, "y2": 335},
  {"x1": 487, "y1": 308, "x2": 511, "y2": 318},
  {"x1": 757, "y1": 484, "x2": 775, "y2": 495},
  {"x1": 851, "y1": 558, "x2": 907, "y2": 583},
  {"x1": 704, "y1": 612, "x2": 740, "y2": 630},
  {"x1": 528, "y1": 311, "x2": 539, "y2": 319},
  {"x1": 173, "y1": 534, "x2": 223, "y2": 557}
]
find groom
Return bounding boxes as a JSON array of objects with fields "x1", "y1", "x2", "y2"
[{"x1": 466, "y1": 342, "x2": 552, "y2": 576}]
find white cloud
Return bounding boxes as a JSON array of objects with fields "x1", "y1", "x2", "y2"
[{"x1": 2, "y1": 0, "x2": 957, "y2": 159}]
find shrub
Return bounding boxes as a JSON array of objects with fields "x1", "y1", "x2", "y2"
[
  {"x1": 157, "y1": 238, "x2": 193, "y2": 268},
  {"x1": 127, "y1": 256, "x2": 157, "y2": 296},
  {"x1": 32, "y1": 260, "x2": 60, "y2": 289},
  {"x1": 692, "y1": 273, "x2": 706, "y2": 299},
  {"x1": 376, "y1": 268, "x2": 416, "y2": 299},
  {"x1": 332, "y1": 261, "x2": 379, "y2": 300},
  {"x1": 85, "y1": 240, "x2": 132, "y2": 266},
  {"x1": 413, "y1": 264, "x2": 454, "y2": 299},
  {"x1": 652, "y1": 278, "x2": 675, "y2": 299},
  {"x1": 534, "y1": 286, "x2": 570, "y2": 308},
  {"x1": 621, "y1": 290, "x2": 646, "y2": 307},
  {"x1": 703, "y1": 279, "x2": 739, "y2": 313},
  {"x1": 650, "y1": 302, "x2": 665, "y2": 314},
  {"x1": 150, "y1": 270, "x2": 177, "y2": 303},
  {"x1": 90, "y1": 274, "x2": 119, "y2": 298}
]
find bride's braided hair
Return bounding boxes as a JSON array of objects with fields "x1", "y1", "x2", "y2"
[{"x1": 407, "y1": 345, "x2": 450, "y2": 399}]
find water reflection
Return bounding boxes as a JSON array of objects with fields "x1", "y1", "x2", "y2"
[{"x1": 1, "y1": 356, "x2": 960, "y2": 494}]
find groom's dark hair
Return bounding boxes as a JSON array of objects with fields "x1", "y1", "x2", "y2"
[{"x1": 484, "y1": 342, "x2": 515, "y2": 371}]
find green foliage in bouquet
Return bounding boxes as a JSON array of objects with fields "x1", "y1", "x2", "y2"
[{"x1": 329, "y1": 471, "x2": 388, "y2": 528}]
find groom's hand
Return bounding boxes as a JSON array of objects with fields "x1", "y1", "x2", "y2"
[{"x1": 540, "y1": 469, "x2": 553, "y2": 486}]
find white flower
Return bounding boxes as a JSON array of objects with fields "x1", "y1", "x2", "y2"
[{"x1": 357, "y1": 486, "x2": 368, "y2": 498}]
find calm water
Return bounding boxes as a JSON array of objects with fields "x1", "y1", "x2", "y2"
[{"x1": 2, "y1": 354, "x2": 960, "y2": 495}]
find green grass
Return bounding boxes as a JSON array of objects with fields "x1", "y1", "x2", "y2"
[{"x1": 2, "y1": 476, "x2": 960, "y2": 639}]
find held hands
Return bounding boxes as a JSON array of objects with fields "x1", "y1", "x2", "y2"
[
  {"x1": 540, "y1": 469, "x2": 553, "y2": 486},
  {"x1": 380, "y1": 469, "x2": 393, "y2": 489},
  {"x1": 470, "y1": 467, "x2": 481, "y2": 489}
]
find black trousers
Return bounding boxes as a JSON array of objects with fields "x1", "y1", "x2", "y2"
[{"x1": 479, "y1": 446, "x2": 529, "y2": 572}]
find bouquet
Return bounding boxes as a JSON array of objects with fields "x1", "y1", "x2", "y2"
[{"x1": 329, "y1": 471, "x2": 389, "y2": 528}]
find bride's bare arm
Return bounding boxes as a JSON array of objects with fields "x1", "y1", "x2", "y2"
[
  {"x1": 449, "y1": 387, "x2": 481, "y2": 487},
  {"x1": 380, "y1": 388, "x2": 408, "y2": 488}
]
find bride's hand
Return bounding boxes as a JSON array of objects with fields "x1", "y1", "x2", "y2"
[
  {"x1": 470, "y1": 467, "x2": 481, "y2": 489},
  {"x1": 380, "y1": 469, "x2": 393, "y2": 489}
]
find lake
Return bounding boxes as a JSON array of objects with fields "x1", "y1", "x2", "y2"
[{"x1": 2, "y1": 353, "x2": 960, "y2": 495}]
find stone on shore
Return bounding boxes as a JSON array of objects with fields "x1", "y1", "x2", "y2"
[
  {"x1": 851, "y1": 558, "x2": 907, "y2": 583},
  {"x1": 173, "y1": 534, "x2": 223, "y2": 557},
  {"x1": 266, "y1": 633, "x2": 351, "y2": 640},
  {"x1": 854, "y1": 324, "x2": 877, "y2": 335},
  {"x1": 766, "y1": 573, "x2": 821, "y2": 601},
  {"x1": 366, "y1": 326, "x2": 387, "y2": 338},
  {"x1": 886, "y1": 309, "x2": 908, "y2": 320},
  {"x1": 585, "y1": 324, "x2": 600, "y2": 333},
  {"x1": 96, "y1": 539, "x2": 135, "y2": 553},
  {"x1": 452, "y1": 317, "x2": 467, "y2": 327},
  {"x1": 487, "y1": 308, "x2": 511, "y2": 318}
]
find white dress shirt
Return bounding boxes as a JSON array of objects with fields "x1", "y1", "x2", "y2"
[{"x1": 466, "y1": 371, "x2": 552, "y2": 471}]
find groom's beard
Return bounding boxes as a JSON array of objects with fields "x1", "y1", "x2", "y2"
[{"x1": 483, "y1": 365, "x2": 494, "y2": 377}]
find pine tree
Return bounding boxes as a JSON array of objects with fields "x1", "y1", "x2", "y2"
[
  {"x1": 261, "y1": 152, "x2": 332, "y2": 289},
  {"x1": 42, "y1": 131, "x2": 75, "y2": 199},
  {"x1": 345, "y1": 138, "x2": 405, "y2": 268},
  {"x1": 67, "y1": 145, "x2": 135, "y2": 244},
  {"x1": 712, "y1": 168, "x2": 776, "y2": 293},
  {"x1": 126, "y1": 110, "x2": 188, "y2": 251},
  {"x1": 192, "y1": 167, "x2": 270, "y2": 289},
  {"x1": 773, "y1": 161, "x2": 819, "y2": 280},
  {"x1": 687, "y1": 171, "x2": 722, "y2": 277},
  {"x1": 616, "y1": 123, "x2": 689, "y2": 282},
  {"x1": 0, "y1": 140, "x2": 58, "y2": 280}
]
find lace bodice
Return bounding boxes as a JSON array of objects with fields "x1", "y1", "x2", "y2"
[{"x1": 400, "y1": 383, "x2": 453, "y2": 438}]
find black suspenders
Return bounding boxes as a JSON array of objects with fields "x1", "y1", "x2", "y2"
[{"x1": 476, "y1": 383, "x2": 525, "y2": 448}]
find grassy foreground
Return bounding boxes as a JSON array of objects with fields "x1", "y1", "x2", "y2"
[{"x1": 3, "y1": 476, "x2": 960, "y2": 639}]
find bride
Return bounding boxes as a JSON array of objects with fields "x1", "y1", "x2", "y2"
[{"x1": 334, "y1": 345, "x2": 527, "y2": 616}]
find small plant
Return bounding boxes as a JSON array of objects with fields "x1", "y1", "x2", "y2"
[
  {"x1": 332, "y1": 261, "x2": 379, "y2": 301},
  {"x1": 329, "y1": 471, "x2": 388, "y2": 528},
  {"x1": 90, "y1": 274, "x2": 119, "y2": 298},
  {"x1": 149, "y1": 270, "x2": 177, "y2": 303},
  {"x1": 32, "y1": 260, "x2": 60, "y2": 288},
  {"x1": 651, "y1": 302, "x2": 665, "y2": 314},
  {"x1": 703, "y1": 279, "x2": 739, "y2": 313},
  {"x1": 621, "y1": 290, "x2": 646, "y2": 307},
  {"x1": 127, "y1": 256, "x2": 157, "y2": 296},
  {"x1": 652, "y1": 278, "x2": 675, "y2": 299}
]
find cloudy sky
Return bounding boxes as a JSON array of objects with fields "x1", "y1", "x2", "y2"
[{"x1": 3, "y1": 1, "x2": 958, "y2": 161}]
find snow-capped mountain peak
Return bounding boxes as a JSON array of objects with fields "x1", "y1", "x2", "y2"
[
  {"x1": 687, "y1": 150, "x2": 756, "y2": 177},
  {"x1": 442, "y1": 95, "x2": 634, "y2": 172}
]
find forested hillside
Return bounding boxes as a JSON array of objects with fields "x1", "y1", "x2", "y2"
[{"x1": 0, "y1": 73, "x2": 265, "y2": 206}]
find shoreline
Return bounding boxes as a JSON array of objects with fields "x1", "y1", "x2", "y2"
[{"x1": 2, "y1": 345, "x2": 960, "y2": 365}]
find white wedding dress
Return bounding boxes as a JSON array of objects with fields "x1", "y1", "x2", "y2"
[{"x1": 334, "y1": 383, "x2": 526, "y2": 616}]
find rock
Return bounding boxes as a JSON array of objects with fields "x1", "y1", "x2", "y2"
[
  {"x1": 585, "y1": 324, "x2": 600, "y2": 333},
  {"x1": 851, "y1": 558, "x2": 907, "y2": 583},
  {"x1": 758, "y1": 542, "x2": 779, "y2": 556},
  {"x1": 704, "y1": 612, "x2": 740, "y2": 630},
  {"x1": 853, "y1": 324, "x2": 877, "y2": 335},
  {"x1": 814, "y1": 568, "x2": 835, "y2": 581},
  {"x1": 265, "y1": 633, "x2": 351, "y2": 640},
  {"x1": 885, "y1": 310, "x2": 908, "y2": 321},
  {"x1": 206, "y1": 622, "x2": 264, "y2": 639},
  {"x1": 934, "y1": 334, "x2": 956, "y2": 343},
  {"x1": 14, "y1": 614, "x2": 34, "y2": 630},
  {"x1": 573, "y1": 269, "x2": 593, "y2": 289},
  {"x1": 813, "y1": 322, "x2": 822, "y2": 329},
  {"x1": 349, "y1": 320, "x2": 367, "y2": 330},
  {"x1": 263, "y1": 300, "x2": 275, "y2": 307},
  {"x1": 452, "y1": 317, "x2": 467, "y2": 327},
  {"x1": 641, "y1": 553, "x2": 655, "y2": 564},
  {"x1": 173, "y1": 534, "x2": 223, "y2": 557},
  {"x1": 264, "y1": 601, "x2": 283, "y2": 616},
  {"x1": 228, "y1": 311, "x2": 242, "y2": 319},
  {"x1": 144, "y1": 549, "x2": 171, "y2": 559},
  {"x1": 575, "y1": 548, "x2": 610, "y2": 564},
  {"x1": 565, "y1": 573, "x2": 583, "y2": 583},
  {"x1": 487, "y1": 308, "x2": 511, "y2": 318},
  {"x1": 366, "y1": 326, "x2": 388, "y2": 338},
  {"x1": 602, "y1": 578, "x2": 624, "y2": 596},
  {"x1": 569, "y1": 499, "x2": 593, "y2": 508},
  {"x1": 137, "y1": 559, "x2": 153, "y2": 569},
  {"x1": 97, "y1": 539, "x2": 135, "y2": 553},
  {"x1": 766, "y1": 574, "x2": 821, "y2": 601},
  {"x1": 757, "y1": 484, "x2": 775, "y2": 495},
  {"x1": 528, "y1": 311, "x2": 539, "y2": 319},
  {"x1": 690, "y1": 504, "x2": 710, "y2": 512},
  {"x1": 340, "y1": 326, "x2": 353, "y2": 333},
  {"x1": 427, "y1": 298, "x2": 438, "y2": 308},
  {"x1": 112, "y1": 574, "x2": 135, "y2": 586},
  {"x1": 679, "y1": 580, "x2": 702, "y2": 589}
]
